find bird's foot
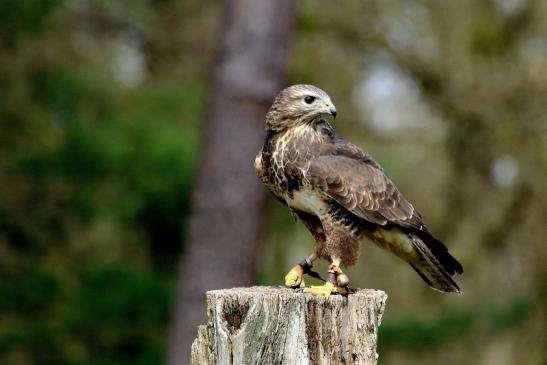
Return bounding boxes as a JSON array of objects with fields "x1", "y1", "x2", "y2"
[
  {"x1": 328, "y1": 262, "x2": 350, "y2": 288},
  {"x1": 285, "y1": 264, "x2": 304, "y2": 288},
  {"x1": 285, "y1": 257, "x2": 316, "y2": 288},
  {"x1": 304, "y1": 282, "x2": 335, "y2": 297},
  {"x1": 302, "y1": 282, "x2": 350, "y2": 297}
]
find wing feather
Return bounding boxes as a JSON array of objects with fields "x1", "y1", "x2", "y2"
[
  {"x1": 306, "y1": 154, "x2": 415, "y2": 228},
  {"x1": 306, "y1": 140, "x2": 463, "y2": 276}
]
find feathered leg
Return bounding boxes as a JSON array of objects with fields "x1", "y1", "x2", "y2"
[{"x1": 286, "y1": 212, "x2": 326, "y2": 289}]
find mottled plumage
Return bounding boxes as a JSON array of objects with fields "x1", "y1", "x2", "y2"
[{"x1": 255, "y1": 84, "x2": 463, "y2": 293}]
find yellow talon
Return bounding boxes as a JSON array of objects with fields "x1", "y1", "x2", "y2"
[
  {"x1": 304, "y1": 282, "x2": 335, "y2": 297},
  {"x1": 332, "y1": 285, "x2": 350, "y2": 295},
  {"x1": 285, "y1": 264, "x2": 304, "y2": 288}
]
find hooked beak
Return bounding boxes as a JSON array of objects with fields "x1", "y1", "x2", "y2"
[
  {"x1": 306, "y1": 102, "x2": 337, "y2": 123},
  {"x1": 329, "y1": 106, "x2": 337, "y2": 119}
]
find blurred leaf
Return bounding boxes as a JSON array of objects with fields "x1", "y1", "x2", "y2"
[{"x1": 0, "y1": 0, "x2": 62, "y2": 49}]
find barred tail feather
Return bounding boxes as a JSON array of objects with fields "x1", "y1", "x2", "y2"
[
  {"x1": 413, "y1": 230, "x2": 464, "y2": 276},
  {"x1": 409, "y1": 234, "x2": 462, "y2": 293}
]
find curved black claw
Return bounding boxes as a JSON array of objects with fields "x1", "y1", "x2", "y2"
[
  {"x1": 345, "y1": 286, "x2": 356, "y2": 294},
  {"x1": 307, "y1": 269, "x2": 327, "y2": 283},
  {"x1": 298, "y1": 257, "x2": 327, "y2": 283}
]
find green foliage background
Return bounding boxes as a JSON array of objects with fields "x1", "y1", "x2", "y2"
[{"x1": 0, "y1": 1, "x2": 208, "y2": 363}]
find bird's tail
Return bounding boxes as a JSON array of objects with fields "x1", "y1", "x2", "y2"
[{"x1": 408, "y1": 234, "x2": 462, "y2": 294}]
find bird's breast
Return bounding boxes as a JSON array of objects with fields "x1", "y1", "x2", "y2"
[{"x1": 258, "y1": 124, "x2": 328, "y2": 204}]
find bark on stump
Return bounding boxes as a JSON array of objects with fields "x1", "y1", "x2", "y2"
[{"x1": 190, "y1": 286, "x2": 387, "y2": 364}]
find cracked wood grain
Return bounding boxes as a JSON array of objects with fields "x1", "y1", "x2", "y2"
[{"x1": 190, "y1": 286, "x2": 387, "y2": 365}]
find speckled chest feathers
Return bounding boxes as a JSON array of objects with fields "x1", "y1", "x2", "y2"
[
  {"x1": 255, "y1": 119, "x2": 367, "y2": 265},
  {"x1": 256, "y1": 119, "x2": 333, "y2": 202}
]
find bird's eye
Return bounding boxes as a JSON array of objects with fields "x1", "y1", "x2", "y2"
[{"x1": 304, "y1": 96, "x2": 316, "y2": 104}]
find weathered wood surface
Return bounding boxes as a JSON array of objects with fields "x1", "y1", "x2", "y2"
[{"x1": 190, "y1": 286, "x2": 387, "y2": 365}]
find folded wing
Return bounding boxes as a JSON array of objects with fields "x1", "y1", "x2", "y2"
[{"x1": 305, "y1": 143, "x2": 463, "y2": 288}]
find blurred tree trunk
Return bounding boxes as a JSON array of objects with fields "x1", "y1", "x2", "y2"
[{"x1": 166, "y1": 1, "x2": 295, "y2": 364}]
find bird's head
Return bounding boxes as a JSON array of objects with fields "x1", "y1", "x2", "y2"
[{"x1": 265, "y1": 84, "x2": 337, "y2": 132}]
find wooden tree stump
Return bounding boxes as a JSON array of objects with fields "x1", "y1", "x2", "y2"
[{"x1": 190, "y1": 286, "x2": 387, "y2": 364}]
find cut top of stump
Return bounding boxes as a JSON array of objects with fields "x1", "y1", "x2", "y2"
[{"x1": 191, "y1": 286, "x2": 388, "y2": 365}]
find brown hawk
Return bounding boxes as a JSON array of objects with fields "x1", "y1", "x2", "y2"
[{"x1": 255, "y1": 84, "x2": 463, "y2": 297}]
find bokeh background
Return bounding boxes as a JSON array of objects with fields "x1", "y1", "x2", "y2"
[{"x1": 1, "y1": 1, "x2": 547, "y2": 364}]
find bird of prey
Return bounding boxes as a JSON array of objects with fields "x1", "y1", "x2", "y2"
[{"x1": 255, "y1": 84, "x2": 463, "y2": 297}]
